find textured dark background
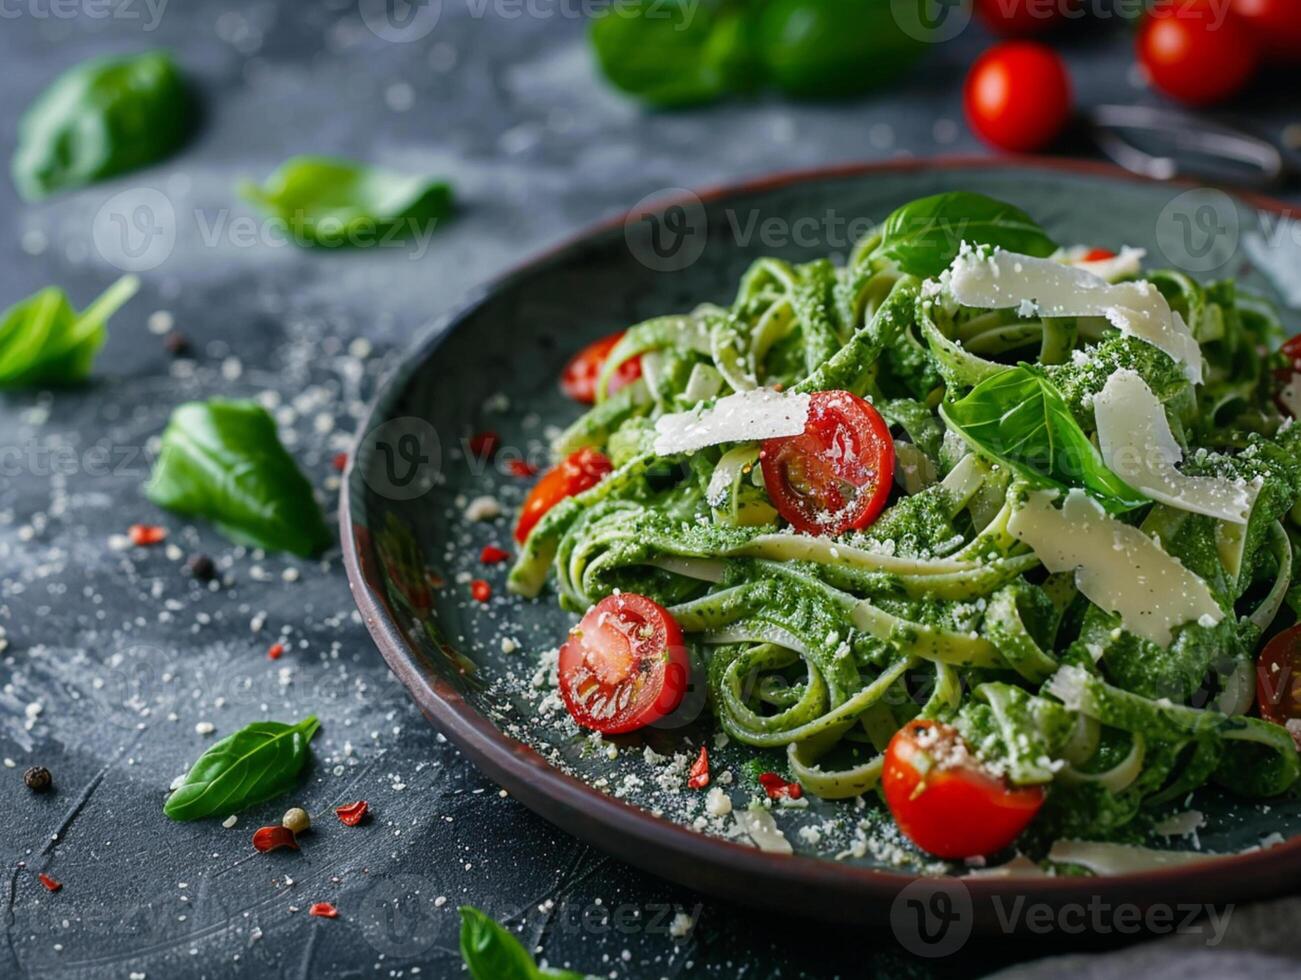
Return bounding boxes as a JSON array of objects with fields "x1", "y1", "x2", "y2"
[{"x1": 2, "y1": 2, "x2": 1299, "y2": 979}]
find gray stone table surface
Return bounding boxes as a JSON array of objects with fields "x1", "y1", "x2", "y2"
[{"x1": 1, "y1": 3, "x2": 1298, "y2": 979}]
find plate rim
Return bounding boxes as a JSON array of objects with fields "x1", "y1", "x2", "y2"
[{"x1": 341, "y1": 156, "x2": 1301, "y2": 922}]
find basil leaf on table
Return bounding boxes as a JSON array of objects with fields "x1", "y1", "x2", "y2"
[
  {"x1": 12, "y1": 51, "x2": 192, "y2": 201},
  {"x1": 941, "y1": 365, "x2": 1148, "y2": 513},
  {"x1": 588, "y1": 0, "x2": 758, "y2": 108},
  {"x1": 164, "y1": 716, "x2": 320, "y2": 821},
  {"x1": 876, "y1": 192, "x2": 1058, "y2": 278},
  {"x1": 755, "y1": 0, "x2": 925, "y2": 99},
  {"x1": 239, "y1": 157, "x2": 453, "y2": 247},
  {"x1": 459, "y1": 907, "x2": 586, "y2": 980},
  {"x1": 0, "y1": 275, "x2": 139, "y2": 388},
  {"x1": 146, "y1": 399, "x2": 332, "y2": 556}
]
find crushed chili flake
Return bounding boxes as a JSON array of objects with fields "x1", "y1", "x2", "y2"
[
  {"x1": 479, "y1": 545, "x2": 510, "y2": 565},
  {"x1": 758, "y1": 772, "x2": 802, "y2": 801},
  {"x1": 266, "y1": 642, "x2": 285, "y2": 661},
  {"x1": 470, "y1": 579, "x2": 492, "y2": 602},
  {"x1": 507, "y1": 459, "x2": 538, "y2": 477},
  {"x1": 468, "y1": 431, "x2": 499, "y2": 460},
  {"x1": 252, "y1": 825, "x2": 299, "y2": 853},
  {"x1": 128, "y1": 524, "x2": 166, "y2": 546},
  {"x1": 331, "y1": 452, "x2": 349, "y2": 472},
  {"x1": 687, "y1": 746, "x2": 710, "y2": 790},
  {"x1": 334, "y1": 800, "x2": 369, "y2": 826},
  {"x1": 37, "y1": 873, "x2": 61, "y2": 893},
  {"x1": 308, "y1": 902, "x2": 338, "y2": 919}
]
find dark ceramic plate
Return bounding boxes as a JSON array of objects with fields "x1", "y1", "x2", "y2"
[{"x1": 342, "y1": 159, "x2": 1301, "y2": 928}]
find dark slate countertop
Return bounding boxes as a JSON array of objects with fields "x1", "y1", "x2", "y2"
[{"x1": 2, "y1": 3, "x2": 1298, "y2": 979}]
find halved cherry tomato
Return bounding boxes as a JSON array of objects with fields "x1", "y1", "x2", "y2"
[
  {"x1": 1257, "y1": 624, "x2": 1301, "y2": 728},
  {"x1": 1138, "y1": 1, "x2": 1257, "y2": 106},
  {"x1": 1233, "y1": 0, "x2": 1301, "y2": 64},
  {"x1": 882, "y1": 720, "x2": 1045, "y2": 859},
  {"x1": 561, "y1": 332, "x2": 643, "y2": 404},
  {"x1": 760, "y1": 390, "x2": 894, "y2": 536},
  {"x1": 974, "y1": 0, "x2": 1076, "y2": 36},
  {"x1": 557, "y1": 593, "x2": 689, "y2": 735},
  {"x1": 1081, "y1": 247, "x2": 1116, "y2": 262},
  {"x1": 964, "y1": 42, "x2": 1073, "y2": 153},
  {"x1": 514, "y1": 448, "x2": 613, "y2": 543}
]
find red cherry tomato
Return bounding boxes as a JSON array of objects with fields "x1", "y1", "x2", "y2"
[
  {"x1": 974, "y1": 0, "x2": 1075, "y2": 36},
  {"x1": 557, "y1": 593, "x2": 690, "y2": 734},
  {"x1": 561, "y1": 332, "x2": 643, "y2": 404},
  {"x1": 1138, "y1": 1, "x2": 1258, "y2": 106},
  {"x1": 760, "y1": 390, "x2": 895, "y2": 536},
  {"x1": 1257, "y1": 624, "x2": 1301, "y2": 727},
  {"x1": 1081, "y1": 247, "x2": 1116, "y2": 262},
  {"x1": 1233, "y1": 0, "x2": 1301, "y2": 64},
  {"x1": 514, "y1": 448, "x2": 613, "y2": 543},
  {"x1": 964, "y1": 42, "x2": 1073, "y2": 153},
  {"x1": 883, "y1": 720, "x2": 1046, "y2": 859}
]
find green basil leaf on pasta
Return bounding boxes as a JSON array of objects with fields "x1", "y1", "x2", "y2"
[
  {"x1": 146, "y1": 399, "x2": 332, "y2": 556},
  {"x1": 941, "y1": 365, "x2": 1148, "y2": 513},
  {"x1": 164, "y1": 716, "x2": 319, "y2": 821},
  {"x1": 239, "y1": 156, "x2": 452, "y2": 248},
  {"x1": 877, "y1": 192, "x2": 1057, "y2": 278},
  {"x1": 12, "y1": 51, "x2": 193, "y2": 201},
  {"x1": 458, "y1": 907, "x2": 586, "y2": 980},
  {"x1": 0, "y1": 275, "x2": 139, "y2": 388}
]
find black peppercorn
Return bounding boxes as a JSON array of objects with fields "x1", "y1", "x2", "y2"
[
  {"x1": 163, "y1": 330, "x2": 191, "y2": 356},
  {"x1": 187, "y1": 554, "x2": 216, "y2": 582},
  {"x1": 23, "y1": 766, "x2": 51, "y2": 792}
]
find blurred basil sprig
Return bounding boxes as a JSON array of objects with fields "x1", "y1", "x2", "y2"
[
  {"x1": 12, "y1": 51, "x2": 193, "y2": 201},
  {"x1": 0, "y1": 276, "x2": 139, "y2": 388},
  {"x1": 588, "y1": 0, "x2": 929, "y2": 107}
]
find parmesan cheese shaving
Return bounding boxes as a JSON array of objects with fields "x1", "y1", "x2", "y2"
[
  {"x1": 734, "y1": 806, "x2": 793, "y2": 855},
  {"x1": 948, "y1": 247, "x2": 1205, "y2": 384},
  {"x1": 1008, "y1": 489, "x2": 1223, "y2": 647},
  {"x1": 1047, "y1": 839, "x2": 1222, "y2": 875},
  {"x1": 1095, "y1": 370, "x2": 1255, "y2": 524},
  {"x1": 653, "y1": 388, "x2": 809, "y2": 456}
]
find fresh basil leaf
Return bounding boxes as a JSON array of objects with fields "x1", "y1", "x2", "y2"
[
  {"x1": 12, "y1": 51, "x2": 192, "y2": 201},
  {"x1": 756, "y1": 0, "x2": 924, "y2": 98},
  {"x1": 239, "y1": 157, "x2": 452, "y2": 248},
  {"x1": 588, "y1": 0, "x2": 758, "y2": 108},
  {"x1": 877, "y1": 192, "x2": 1057, "y2": 278},
  {"x1": 941, "y1": 365, "x2": 1148, "y2": 513},
  {"x1": 459, "y1": 907, "x2": 586, "y2": 980},
  {"x1": 164, "y1": 716, "x2": 319, "y2": 821},
  {"x1": 146, "y1": 399, "x2": 332, "y2": 556},
  {"x1": 0, "y1": 275, "x2": 139, "y2": 388}
]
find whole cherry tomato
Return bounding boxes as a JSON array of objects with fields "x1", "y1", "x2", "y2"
[
  {"x1": 1233, "y1": 0, "x2": 1301, "y2": 64},
  {"x1": 1138, "y1": 0, "x2": 1258, "y2": 106},
  {"x1": 964, "y1": 42, "x2": 1073, "y2": 153}
]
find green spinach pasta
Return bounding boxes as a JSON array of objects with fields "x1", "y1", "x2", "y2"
[{"x1": 507, "y1": 192, "x2": 1301, "y2": 860}]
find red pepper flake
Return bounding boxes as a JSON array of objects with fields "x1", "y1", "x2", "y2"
[
  {"x1": 470, "y1": 579, "x2": 492, "y2": 602},
  {"x1": 266, "y1": 642, "x2": 285, "y2": 661},
  {"x1": 308, "y1": 902, "x2": 338, "y2": 919},
  {"x1": 758, "y1": 772, "x2": 802, "y2": 801},
  {"x1": 479, "y1": 545, "x2": 510, "y2": 565},
  {"x1": 687, "y1": 746, "x2": 710, "y2": 790},
  {"x1": 468, "y1": 431, "x2": 499, "y2": 460},
  {"x1": 507, "y1": 459, "x2": 538, "y2": 478},
  {"x1": 128, "y1": 523, "x2": 166, "y2": 546},
  {"x1": 252, "y1": 825, "x2": 299, "y2": 853},
  {"x1": 334, "y1": 800, "x2": 369, "y2": 826},
  {"x1": 331, "y1": 452, "x2": 349, "y2": 472},
  {"x1": 38, "y1": 873, "x2": 61, "y2": 893}
]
